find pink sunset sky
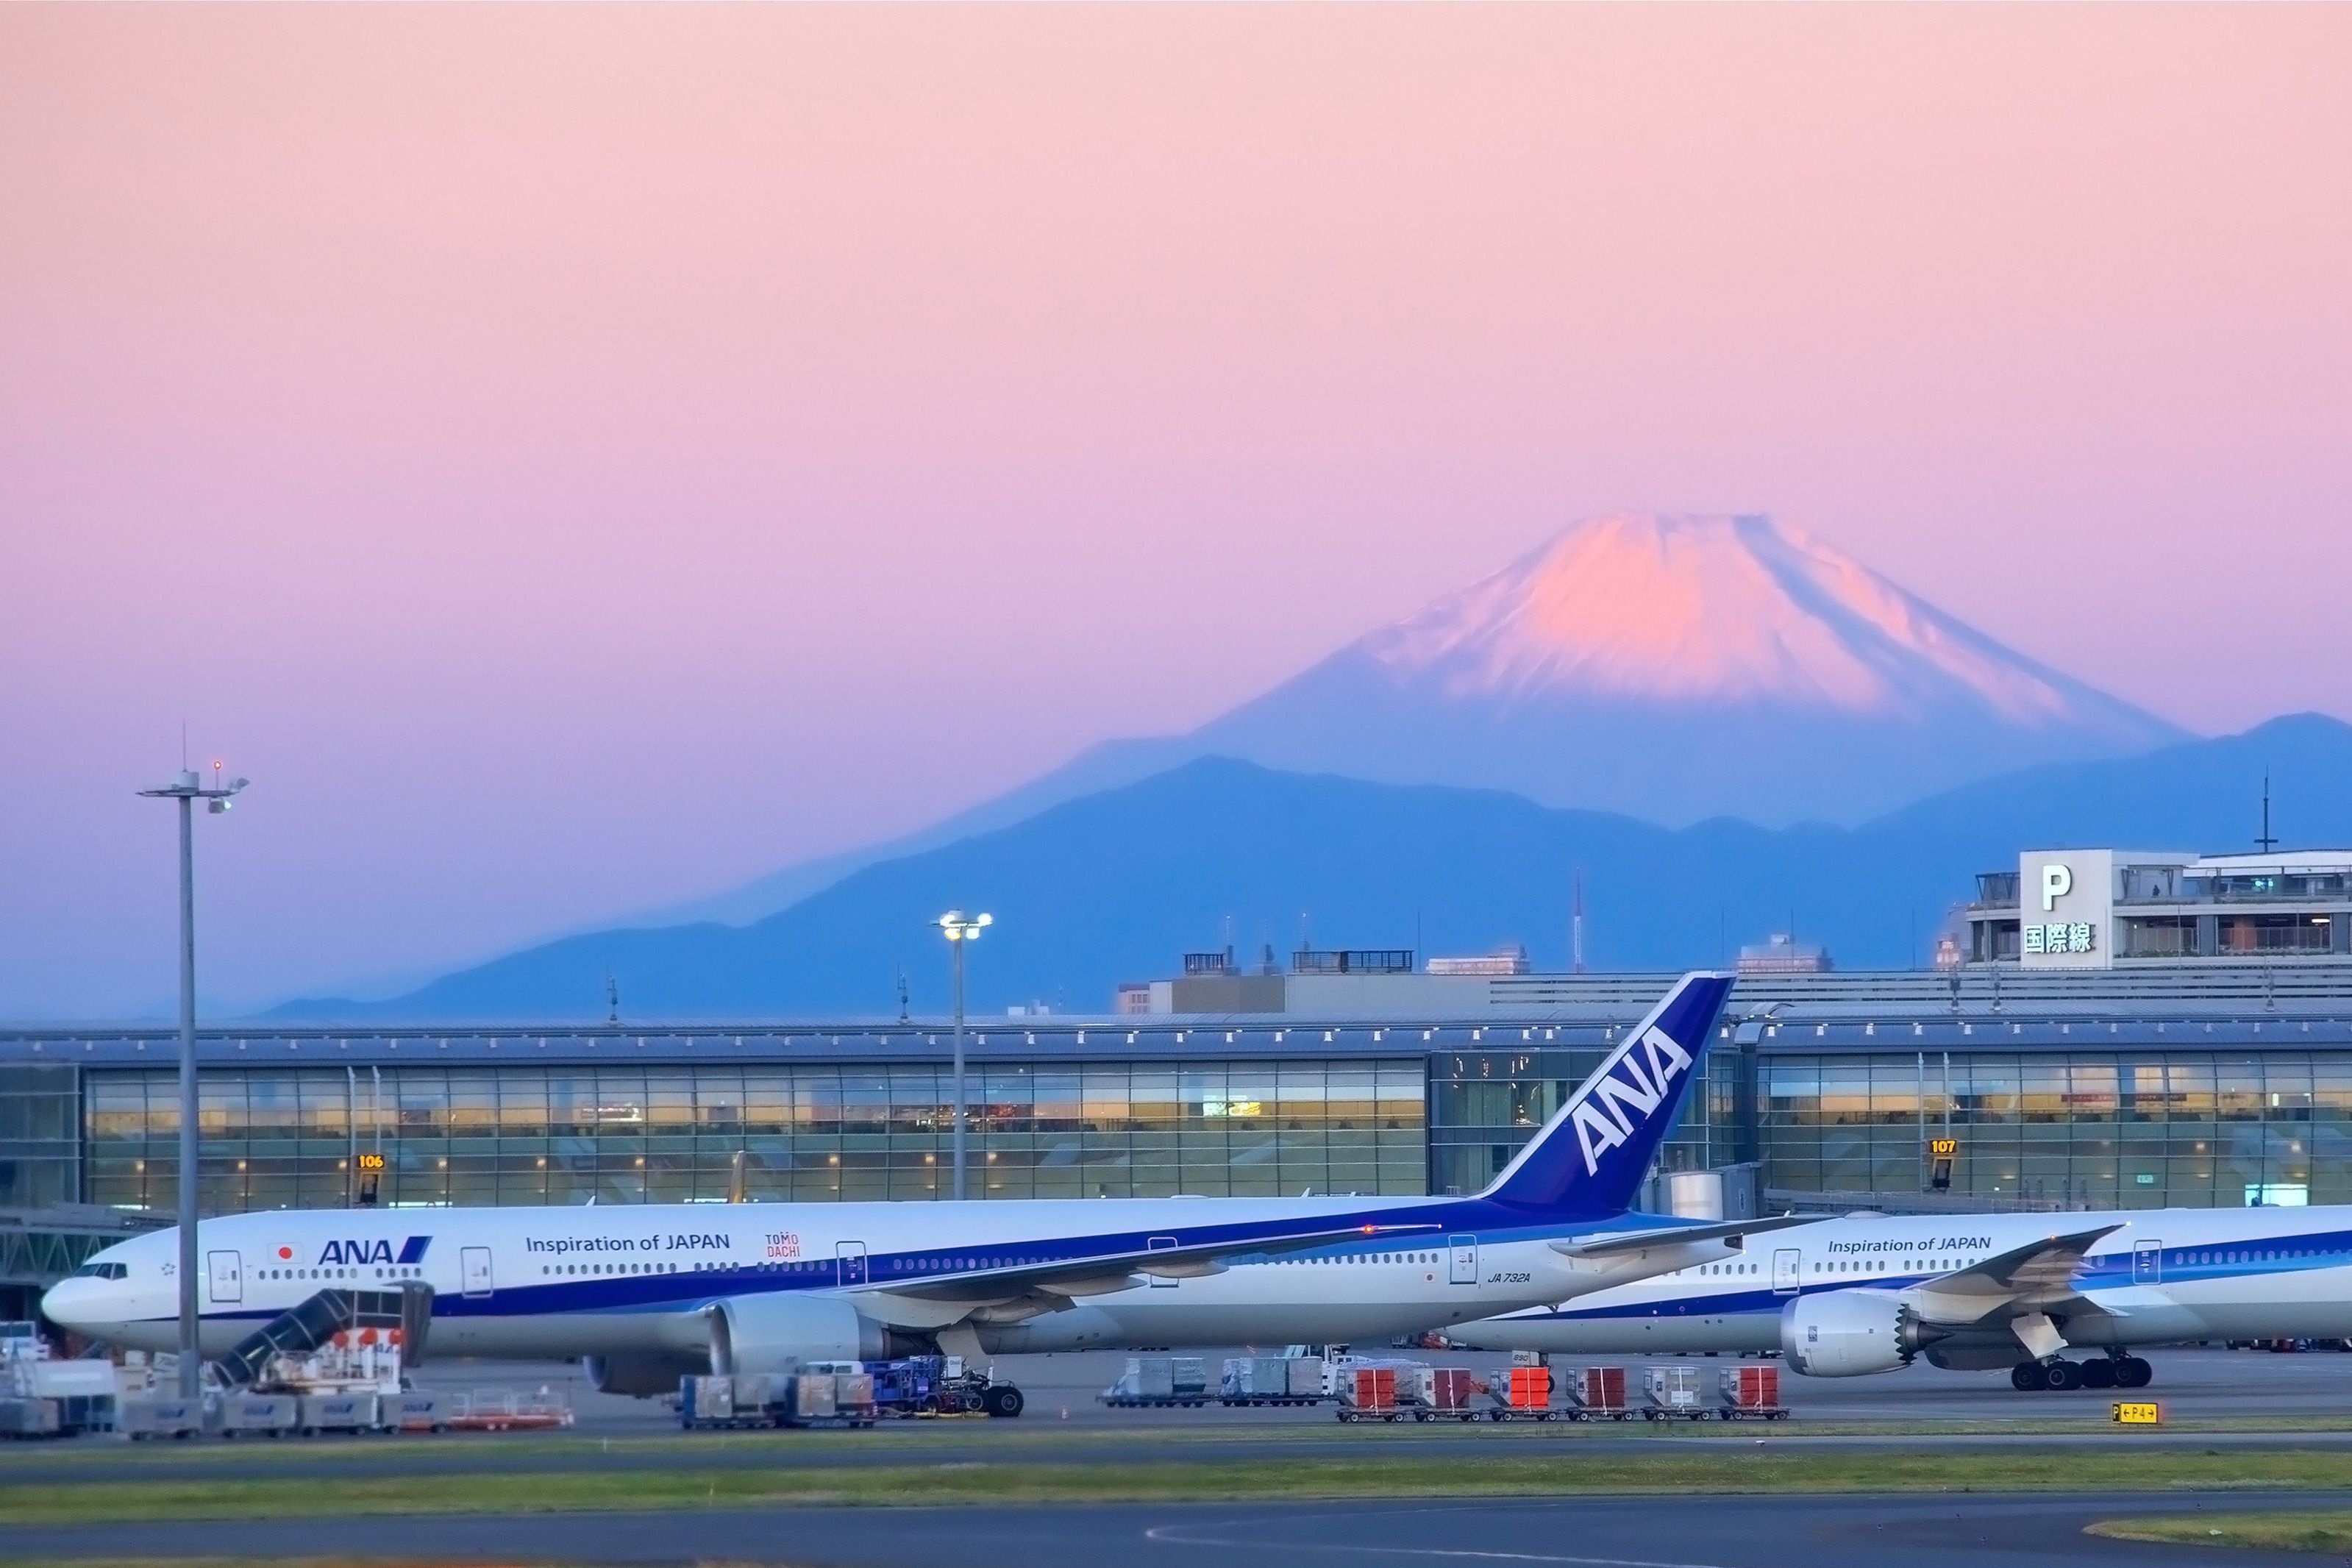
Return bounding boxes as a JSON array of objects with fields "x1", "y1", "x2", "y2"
[{"x1": 3, "y1": 7, "x2": 2348, "y2": 1018}]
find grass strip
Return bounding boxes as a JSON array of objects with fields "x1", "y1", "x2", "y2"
[
  {"x1": 8, "y1": 1447, "x2": 2352, "y2": 1525},
  {"x1": 2088, "y1": 1509, "x2": 2352, "y2": 1553},
  {"x1": 21, "y1": 1413, "x2": 2352, "y2": 1470}
]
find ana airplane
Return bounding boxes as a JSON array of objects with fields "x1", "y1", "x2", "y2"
[
  {"x1": 1444, "y1": 1202, "x2": 2352, "y2": 1391},
  {"x1": 46, "y1": 972, "x2": 1806, "y2": 1408}
]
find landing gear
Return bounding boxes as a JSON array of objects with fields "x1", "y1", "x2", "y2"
[
  {"x1": 2011, "y1": 1355, "x2": 2152, "y2": 1391},
  {"x1": 982, "y1": 1383, "x2": 1025, "y2": 1419}
]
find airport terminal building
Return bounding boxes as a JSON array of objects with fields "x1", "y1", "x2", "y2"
[{"x1": 11, "y1": 843, "x2": 2352, "y2": 1316}]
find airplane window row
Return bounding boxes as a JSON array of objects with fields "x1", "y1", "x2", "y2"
[
  {"x1": 259, "y1": 1266, "x2": 424, "y2": 1282},
  {"x1": 543, "y1": 1261, "x2": 680, "y2": 1275}
]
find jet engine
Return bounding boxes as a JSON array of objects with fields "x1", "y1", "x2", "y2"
[
  {"x1": 705, "y1": 1294, "x2": 889, "y2": 1376},
  {"x1": 583, "y1": 1353, "x2": 706, "y2": 1397},
  {"x1": 1779, "y1": 1291, "x2": 1945, "y2": 1377}
]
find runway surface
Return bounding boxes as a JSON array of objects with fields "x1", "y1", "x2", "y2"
[{"x1": 0, "y1": 1491, "x2": 2326, "y2": 1566}]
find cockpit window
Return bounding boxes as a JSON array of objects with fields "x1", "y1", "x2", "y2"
[{"x1": 71, "y1": 1261, "x2": 128, "y2": 1280}]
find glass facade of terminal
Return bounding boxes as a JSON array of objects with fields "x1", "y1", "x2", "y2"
[
  {"x1": 1428, "y1": 1044, "x2": 1734, "y2": 1196},
  {"x1": 1761, "y1": 1050, "x2": 2352, "y2": 1209},
  {"x1": 0, "y1": 1066, "x2": 79, "y2": 1209},
  {"x1": 80, "y1": 1060, "x2": 1428, "y2": 1212}
]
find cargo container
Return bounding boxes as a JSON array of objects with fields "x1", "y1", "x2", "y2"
[
  {"x1": 1336, "y1": 1365, "x2": 1401, "y2": 1422},
  {"x1": 0, "y1": 1397, "x2": 60, "y2": 1438},
  {"x1": 1559, "y1": 1365, "x2": 1632, "y2": 1419},
  {"x1": 1717, "y1": 1364, "x2": 1788, "y2": 1420},
  {"x1": 298, "y1": 1391, "x2": 384, "y2": 1436},
  {"x1": 1642, "y1": 1366, "x2": 1706, "y2": 1421},
  {"x1": 1411, "y1": 1367, "x2": 1478, "y2": 1422},
  {"x1": 1219, "y1": 1355, "x2": 1324, "y2": 1406},
  {"x1": 392, "y1": 1391, "x2": 449, "y2": 1434},
  {"x1": 1102, "y1": 1356, "x2": 1212, "y2": 1408},
  {"x1": 118, "y1": 1394, "x2": 203, "y2": 1441},
  {"x1": 218, "y1": 1392, "x2": 300, "y2": 1438}
]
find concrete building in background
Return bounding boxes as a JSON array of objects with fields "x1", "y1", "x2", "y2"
[{"x1": 1968, "y1": 847, "x2": 2352, "y2": 967}]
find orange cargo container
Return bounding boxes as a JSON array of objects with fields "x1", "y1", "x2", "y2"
[
  {"x1": 1719, "y1": 1364, "x2": 1787, "y2": 1419},
  {"x1": 1508, "y1": 1366, "x2": 1551, "y2": 1410}
]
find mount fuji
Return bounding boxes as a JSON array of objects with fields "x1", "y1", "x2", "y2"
[
  {"x1": 611, "y1": 512, "x2": 2182, "y2": 934},
  {"x1": 1180, "y1": 512, "x2": 2181, "y2": 827}
]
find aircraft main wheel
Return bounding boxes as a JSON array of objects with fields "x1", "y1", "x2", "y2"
[
  {"x1": 983, "y1": 1385, "x2": 1024, "y2": 1419},
  {"x1": 2114, "y1": 1357, "x2": 2153, "y2": 1389},
  {"x1": 2011, "y1": 1362, "x2": 2049, "y2": 1391},
  {"x1": 2043, "y1": 1360, "x2": 2082, "y2": 1391},
  {"x1": 2080, "y1": 1358, "x2": 2117, "y2": 1390}
]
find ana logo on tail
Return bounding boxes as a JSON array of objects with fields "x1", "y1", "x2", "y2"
[{"x1": 1569, "y1": 1024, "x2": 1694, "y2": 1175}]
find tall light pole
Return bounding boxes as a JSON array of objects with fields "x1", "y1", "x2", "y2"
[
  {"x1": 138, "y1": 762, "x2": 247, "y2": 1402},
  {"x1": 935, "y1": 910, "x2": 991, "y2": 1201}
]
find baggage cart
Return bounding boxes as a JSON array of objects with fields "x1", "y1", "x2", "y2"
[
  {"x1": 120, "y1": 1394, "x2": 204, "y2": 1441},
  {"x1": 1222, "y1": 1355, "x2": 1314, "y2": 1405},
  {"x1": 219, "y1": 1392, "x2": 299, "y2": 1438},
  {"x1": 391, "y1": 1391, "x2": 449, "y2": 1433},
  {"x1": 298, "y1": 1391, "x2": 384, "y2": 1436},
  {"x1": 834, "y1": 1370, "x2": 879, "y2": 1427},
  {"x1": 679, "y1": 1375, "x2": 735, "y2": 1428},
  {"x1": 1562, "y1": 1365, "x2": 1633, "y2": 1420},
  {"x1": 0, "y1": 1397, "x2": 60, "y2": 1438},
  {"x1": 1287, "y1": 1356, "x2": 1328, "y2": 1400},
  {"x1": 1642, "y1": 1366, "x2": 1707, "y2": 1421},
  {"x1": 1101, "y1": 1355, "x2": 1210, "y2": 1408},
  {"x1": 1412, "y1": 1366, "x2": 1478, "y2": 1422},
  {"x1": 447, "y1": 1389, "x2": 571, "y2": 1432},
  {"x1": 1718, "y1": 1364, "x2": 1789, "y2": 1421}
]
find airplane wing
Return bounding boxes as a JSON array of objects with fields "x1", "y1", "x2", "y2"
[
  {"x1": 1904, "y1": 1225, "x2": 2125, "y2": 1328},
  {"x1": 861, "y1": 1221, "x2": 1445, "y2": 1305},
  {"x1": 1546, "y1": 1213, "x2": 1822, "y2": 1259}
]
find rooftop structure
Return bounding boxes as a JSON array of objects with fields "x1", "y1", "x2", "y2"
[{"x1": 1968, "y1": 847, "x2": 2352, "y2": 968}]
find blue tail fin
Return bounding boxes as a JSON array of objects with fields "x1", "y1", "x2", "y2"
[{"x1": 1478, "y1": 972, "x2": 1736, "y2": 1217}]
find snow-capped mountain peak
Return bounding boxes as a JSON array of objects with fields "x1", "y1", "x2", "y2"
[{"x1": 1365, "y1": 513, "x2": 2075, "y2": 721}]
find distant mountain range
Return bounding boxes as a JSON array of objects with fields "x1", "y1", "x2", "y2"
[
  {"x1": 273, "y1": 713, "x2": 2351, "y2": 1022},
  {"x1": 624, "y1": 511, "x2": 2183, "y2": 933}
]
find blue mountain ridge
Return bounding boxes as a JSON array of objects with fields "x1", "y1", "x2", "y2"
[{"x1": 268, "y1": 714, "x2": 2352, "y2": 1023}]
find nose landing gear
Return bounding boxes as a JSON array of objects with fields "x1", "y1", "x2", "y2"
[{"x1": 2011, "y1": 1354, "x2": 2151, "y2": 1391}]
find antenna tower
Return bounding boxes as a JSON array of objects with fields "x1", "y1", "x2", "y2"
[
  {"x1": 2257, "y1": 771, "x2": 2278, "y2": 853},
  {"x1": 1572, "y1": 869, "x2": 1586, "y2": 974}
]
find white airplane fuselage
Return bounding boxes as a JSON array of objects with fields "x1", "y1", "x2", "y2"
[{"x1": 1451, "y1": 1205, "x2": 2352, "y2": 1360}]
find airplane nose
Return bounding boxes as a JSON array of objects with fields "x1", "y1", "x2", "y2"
[{"x1": 40, "y1": 1277, "x2": 98, "y2": 1333}]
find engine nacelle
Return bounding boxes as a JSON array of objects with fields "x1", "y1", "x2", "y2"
[
  {"x1": 705, "y1": 1294, "x2": 888, "y2": 1377},
  {"x1": 1779, "y1": 1290, "x2": 1942, "y2": 1378},
  {"x1": 584, "y1": 1353, "x2": 706, "y2": 1398}
]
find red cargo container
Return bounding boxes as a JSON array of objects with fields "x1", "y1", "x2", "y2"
[
  {"x1": 1578, "y1": 1366, "x2": 1628, "y2": 1414},
  {"x1": 1338, "y1": 1366, "x2": 1400, "y2": 1422},
  {"x1": 1719, "y1": 1364, "x2": 1788, "y2": 1419}
]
